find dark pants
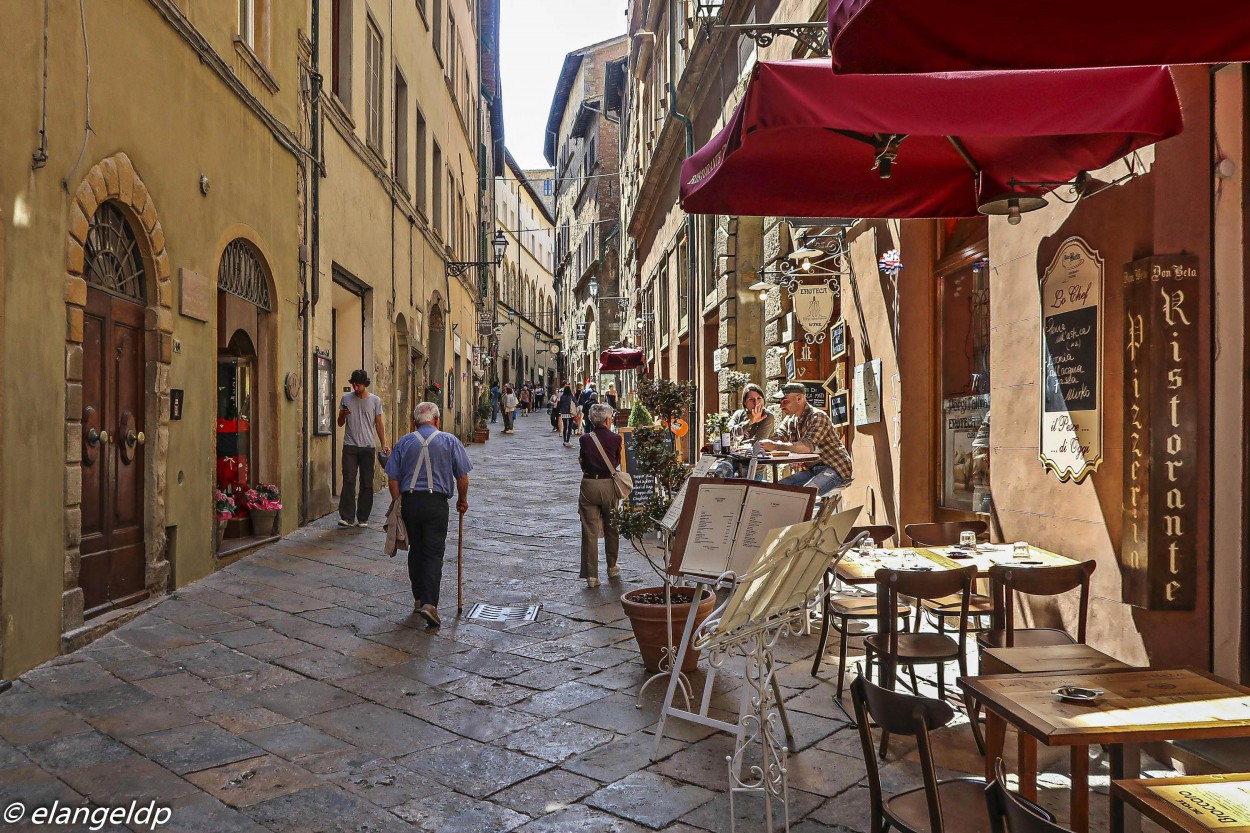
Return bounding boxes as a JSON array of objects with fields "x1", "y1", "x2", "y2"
[
  {"x1": 561, "y1": 415, "x2": 576, "y2": 443},
  {"x1": 401, "y1": 492, "x2": 450, "y2": 607},
  {"x1": 339, "y1": 445, "x2": 376, "y2": 523},
  {"x1": 582, "y1": 410, "x2": 594, "y2": 434}
]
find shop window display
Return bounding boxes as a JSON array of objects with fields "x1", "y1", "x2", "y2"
[{"x1": 939, "y1": 257, "x2": 991, "y2": 512}]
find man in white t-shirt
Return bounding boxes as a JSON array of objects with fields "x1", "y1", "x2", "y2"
[{"x1": 337, "y1": 369, "x2": 389, "y2": 527}]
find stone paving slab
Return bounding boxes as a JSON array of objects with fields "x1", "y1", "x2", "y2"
[{"x1": 0, "y1": 415, "x2": 1162, "y2": 832}]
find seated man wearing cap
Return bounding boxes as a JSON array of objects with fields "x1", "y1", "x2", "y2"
[{"x1": 759, "y1": 382, "x2": 852, "y2": 495}]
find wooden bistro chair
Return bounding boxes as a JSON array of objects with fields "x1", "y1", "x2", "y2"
[
  {"x1": 812, "y1": 525, "x2": 912, "y2": 706},
  {"x1": 978, "y1": 560, "x2": 1097, "y2": 651},
  {"x1": 864, "y1": 564, "x2": 977, "y2": 703},
  {"x1": 965, "y1": 560, "x2": 1097, "y2": 754},
  {"x1": 985, "y1": 758, "x2": 1069, "y2": 833},
  {"x1": 904, "y1": 521, "x2": 995, "y2": 634},
  {"x1": 852, "y1": 673, "x2": 1012, "y2": 833}
]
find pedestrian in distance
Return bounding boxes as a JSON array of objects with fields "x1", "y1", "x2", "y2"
[
  {"x1": 501, "y1": 384, "x2": 518, "y2": 434},
  {"x1": 518, "y1": 385, "x2": 531, "y2": 416},
  {"x1": 605, "y1": 384, "x2": 619, "y2": 411},
  {"x1": 385, "y1": 402, "x2": 472, "y2": 628},
  {"x1": 533, "y1": 385, "x2": 545, "y2": 410},
  {"x1": 337, "y1": 369, "x2": 389, "y2": 528},
  {"x1": 489, "y1": 381, "x2": 500, "y2": 423},
  {"x1": 557, "y1": 384, "x2": 577, "y2": 447},
  {"x1": 578, "y1": 404, "x2": 622, "y2": 587},
  {"x1": 578, "y1": 382, "x2": 599, "y2": 435}
]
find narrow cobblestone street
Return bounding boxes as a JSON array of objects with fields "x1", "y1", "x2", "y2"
[{"x1": 1, "y1": 413, "x2": 1034, "y2": 833}]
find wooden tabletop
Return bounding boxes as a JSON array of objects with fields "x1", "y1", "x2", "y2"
[
  {"x1": 746, "y1": 452, "x2": 822, "y2": 466},
  {"x1": 981, "y1": 644, "x2": 1136, "y2": 676},
  {"x1": 836, "y1": 543, "x2": 1076, "y2": 584},
  {"x1": 959, "y1": 668, "x2": 1250, "y2": 746},
  {"x1": 1113, "y1": 773, "x2": 1250, "y2": 833}
]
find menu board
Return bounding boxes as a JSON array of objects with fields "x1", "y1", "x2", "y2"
[
  {"x1": 798, "y1": 381, "x2": 827, "y2": 410},
  {"x1": 830, "y1": 318, "x2": 847, "y2": 360},
  {"x1": 1148, "y1": 781, "x2": 1250, "y2": 830},
  {"x1": 1039, "y1": 237, "x2": 1103, "y2": 482},
  {"x1": 829, "y1": 390, "x2": 850, "y2": 427},
  {"x1": 658, "y1": 454, "x2": 720, "y2": 533},
  {"x1": 942, "y1": 394, "x2": 990, "y2": 512},
  {"x1": 669, "y1": 479, "x2": 816, "y2": 578},
  {"x1": 620, "y1": 428, "x2": 657, "y2": 509}
]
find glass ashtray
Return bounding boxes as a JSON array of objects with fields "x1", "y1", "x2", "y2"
[{"x1": 1052, "y1": 685, "x2": 1104, "y2": 703}]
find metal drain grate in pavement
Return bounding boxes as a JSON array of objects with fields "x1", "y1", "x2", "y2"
[{"x1": 464, "y1": 603, "x2": 542, "y2": 623}]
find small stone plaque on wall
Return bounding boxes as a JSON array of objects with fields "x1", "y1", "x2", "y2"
[{"x1": 179, "y1": 268, "x2": 211, "y2": 322}]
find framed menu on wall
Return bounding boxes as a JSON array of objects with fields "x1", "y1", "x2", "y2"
[
  {"x1": 314, "y1": 350, "x2": 333, "y2": 436},
  {"x1": 1038, "y1": 237, "x2": 1103, "y2": 482}
]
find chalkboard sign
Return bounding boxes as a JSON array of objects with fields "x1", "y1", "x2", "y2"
[
  {"x1": 620, "y1": 428, "x2": 658, "y2": 509},
  {"x1": 830, "y1": 318, "x2": 847, "y2": 360},
  {"x1": 798, "y1": 381, "x2": 827, "y2": 410},
  {"x1": 1038, "y1": 237, "x2": 1103, "y2": 483},
  {"x1": 829, "y1": 390, "x2": 850, "y2": 426},
  {"x1": 1043, "y1": 305, "x2": 1098, "y2": 412}
]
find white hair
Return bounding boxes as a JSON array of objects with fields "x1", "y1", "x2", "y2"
[
  {"x1": 589, "y1": 403, "x2": 613, "y2": 427},
  {"x1": 414, "y1": 402, "x2": 441, "y2": 425}
]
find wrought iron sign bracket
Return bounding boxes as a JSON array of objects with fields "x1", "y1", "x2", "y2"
[
  {"x1": 445, "y1": 260, "x2": 494, "y2": 279},
  {"x1": 703, "y1": 21, "x2": 830, "y2": 56}
]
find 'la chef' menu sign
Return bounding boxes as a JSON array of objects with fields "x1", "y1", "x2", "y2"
[
  {"x1": 1039, "y1": 237, "x2": 1103, "y2": 482},
  {"x1": 1122, "y1": 254, "x2": 1200, "y2": 611}
]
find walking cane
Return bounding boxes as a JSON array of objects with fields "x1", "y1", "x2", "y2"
[{"x1": 456, "y1": 509, "x2": 465, "y2": 615}]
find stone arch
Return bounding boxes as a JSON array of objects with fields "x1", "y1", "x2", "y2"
[{"x1": 62, "y1": 152, "x2": 174, "y2": 650}]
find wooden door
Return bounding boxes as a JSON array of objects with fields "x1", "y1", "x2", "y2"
[{"x1": 80, "y1": 286, "x2": 147, "y2": 618}]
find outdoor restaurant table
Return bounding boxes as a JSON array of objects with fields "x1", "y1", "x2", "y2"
[
  {"x1": 834, "y1": 543, "x2": 1077, "y2": 585},
  {"x1": 981, "y1": 644, "x2": 1136, "y2": 676},
  {"x1": 1112, "y1": 772, "x2": 1250, "y2": 833},
  {"x1": 958, "y1": 668, "x2": 1250, "y2": 833},
  {"x1": 713, "y1": 450, "x2": 822, "y2": 482}
]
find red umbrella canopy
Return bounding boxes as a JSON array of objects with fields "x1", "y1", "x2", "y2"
[
  {"x1": 828, "y1": 0, "x2": 1250, "y2": 74},
  {"x1": 600, "y1": 347, "x2": 646, "y2": 372},
  {"x1": 679, "y1": 61, "x2": 1182, "y2": 219}
]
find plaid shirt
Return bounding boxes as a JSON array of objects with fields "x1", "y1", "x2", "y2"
[{"x1": 771, "y1": 404, "x2": 853, "y2": 481}]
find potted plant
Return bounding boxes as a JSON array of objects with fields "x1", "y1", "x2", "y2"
[
  {"x1": 610, "y1": 378, "x2": 716, "y2": 671},
  {"x1": 473, "y1": 393, "x2": 491, "y2": 443},
  {"x1": 245, "y1": 483, "x2": 282, "y2": 537},
  {"x1": 213, "y1": 489, "x2": 236, "y2": 554}
]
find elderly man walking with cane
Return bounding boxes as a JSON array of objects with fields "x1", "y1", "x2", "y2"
[{"x1": 384, "y1": 402, "x2": 471, "y2": 628}]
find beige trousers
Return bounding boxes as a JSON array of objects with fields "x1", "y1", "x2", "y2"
[{"x1": 578, "y1": 476, "x2": 620, "y2": 579}]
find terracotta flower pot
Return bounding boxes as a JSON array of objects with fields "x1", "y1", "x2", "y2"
[
  {"x1": 214, "y1": 519, "x2": 228, "y2": 554},
  {"x1": 621, "y1": 586, "x2": 716, "y2": 673},
  {"x1": 473, "y1": 427, "x2": 490, "y2": 443},
  {"x1": 250, "y1": 508, "x2": 279, "y2": 537}
]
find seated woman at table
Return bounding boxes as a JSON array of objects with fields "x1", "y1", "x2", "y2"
[
  {"x1": 715, "y1": 384, "x2": 775, "y2": 478},
  {"x1": 727, "y1": 384, "x2": 775, "y2": 448}
]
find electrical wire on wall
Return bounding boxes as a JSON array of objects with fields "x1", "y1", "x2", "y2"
[
  {"x1": 63, "y1": 0, "x2": 92, "y2": 190},
  {"x1": 32, "y1": 0, "x2": 49, "y2": 169}
]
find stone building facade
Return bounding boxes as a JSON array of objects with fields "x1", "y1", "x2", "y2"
[
  {"x1": 494, "y1": 152, "x2": 557, "y2": 393},
  {"x1": 545, "y1": 36, "x2": 628, "y2": 388},
  {"x1": 0, "y1": 0, "x2": 504, "y2": 677}
]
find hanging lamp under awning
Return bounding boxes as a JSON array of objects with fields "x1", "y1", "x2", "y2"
[
  {"x1": 679, "y1": 61, "x2": 1183, "y2": 220},
  {"x1": 827, "y1": 0, "x2": 1250, "y2": 74}
]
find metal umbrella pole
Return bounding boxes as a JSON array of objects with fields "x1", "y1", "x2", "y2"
[{"x1": 457, "y1": 509, "x2": 465, "y2": 614}]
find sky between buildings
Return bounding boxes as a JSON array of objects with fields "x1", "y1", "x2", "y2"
[{"x1": 500, "y1": 0, "x2": 628, "y2": 169}]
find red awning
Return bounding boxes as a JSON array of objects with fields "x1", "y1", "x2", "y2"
[
  {"x1": 599, "y1": 347, "x2": 645, "y2": 372},
  {"x1": 679, "y1": 61, "x2": 1182, "y2": 219},
  {"x1": 828, "y1": 0, "x2": 1250, "y2": 74}
]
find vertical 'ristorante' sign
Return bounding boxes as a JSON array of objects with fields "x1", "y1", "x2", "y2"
[
  {"x1": 1122, "y1": 254, "x2": 1200, "y2": 610},
  {"x1": 1039, "y1": 238, "x2": 1104, "y2": 481}
]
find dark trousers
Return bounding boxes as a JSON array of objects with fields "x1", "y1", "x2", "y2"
[
  {"x1": 561, "y1": 415, "x2": 576, "y2": 443},
  {"x1": 339, "y1": 445, "x2": 376, "y2": 523},
  {"x1": 401, "y1": 492, "x2": 450, "y2": 607}
]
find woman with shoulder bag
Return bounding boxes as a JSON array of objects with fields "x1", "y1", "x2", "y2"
[
  {"x1": 557, "y1": 385, "x2": 577, "y2": 447},
  {"x1": 577, "y1": 404, "x2": 624, "y2": 587}
]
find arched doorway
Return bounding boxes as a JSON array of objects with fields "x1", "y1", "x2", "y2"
[
  {"x1": 427, "y1": 297, "x2": 445, "y2": 407},
  {"x1": 216, "y1": 238, "x2": 275, "y2": 544},
  {"x1": 80, "y1": 202, "x2": 149, "y2": 617}
]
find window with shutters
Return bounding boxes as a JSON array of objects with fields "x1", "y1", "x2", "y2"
[
  {"x1": 365, "y1": 15, "x2": 384, "y2": 152},
  {"x1": 394, "y1": 69, "x2": 408, "y2": 192}
]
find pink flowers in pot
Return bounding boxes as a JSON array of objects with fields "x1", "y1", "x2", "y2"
[
  {"x1": 244, "y1": 483, "x2": 283, "y2": 511},
  {"x1": 214, "y1": 489, "x2": 237, "y2": 521}
]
